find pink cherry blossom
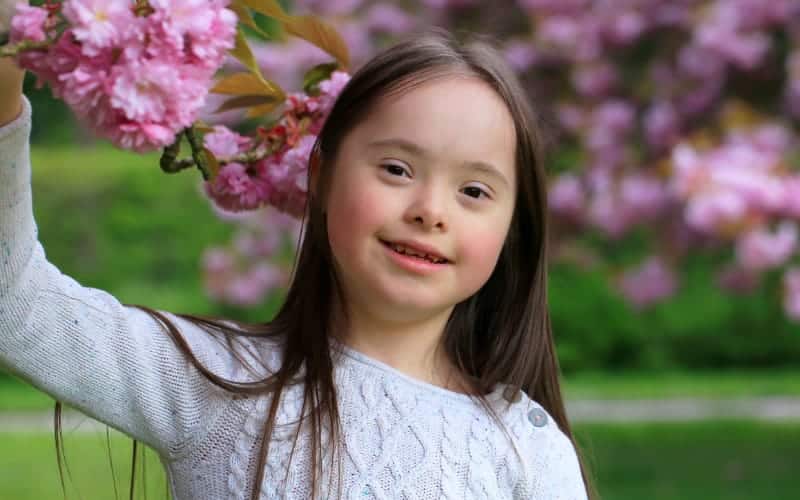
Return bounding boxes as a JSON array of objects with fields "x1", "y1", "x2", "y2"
[
  {"x1": 259, "y1": 134, "x2": 317, "y2": 217},
  {"x1": 57, "y1": 61, "x2": 111, "y2": 117},
  {"x1": 61, "y1": 0, "x2": 136, "y2": 56},
  {"x1": 10, "y1": 4, "x2": 50, "y2": 43},
  {"x1": 149, "y1": 0, "x2": 215, "y2": 35},
  {"x1": 107, "y1": 121, "x2": 177, "y2": 152},
  {"x1": 12, "y1": 0, "x2": 236, "y2": 152},
  {"x1": 316, "y1": 71, "x2": 351, "y2": 115},
  {"x1": 204, "y1": 162, "x2": 272, "y2": 213},
  {"x1": 203, "y1": 125, "x2": 252, "y2": 158},
  {"x1": 110, "y1": 60, "x2": 182, "y2": 123}
]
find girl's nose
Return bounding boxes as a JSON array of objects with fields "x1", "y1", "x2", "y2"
[{"x1": 405, "y1": 187, "x2": 448, "y2": 231}]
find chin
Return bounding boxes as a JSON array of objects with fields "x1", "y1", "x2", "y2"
[{"x1": 370, "y1": 286, "x2": 435, "y2": 310}]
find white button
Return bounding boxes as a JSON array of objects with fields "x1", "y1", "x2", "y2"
[{"x1": 527, "y1": 407, "x2": 548, "y2": 427}]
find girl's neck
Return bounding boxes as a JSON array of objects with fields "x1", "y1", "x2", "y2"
[{"x1": 330, "y1": 301, "x2": 474, "y2": 396}]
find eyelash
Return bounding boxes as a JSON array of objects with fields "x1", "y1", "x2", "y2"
[{"x1": 380, "y1": 163, "x2": 492, "y2": 200}]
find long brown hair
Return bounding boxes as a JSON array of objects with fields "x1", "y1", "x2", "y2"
[{"x1": 54, "y1": 27, "x2": 598, "y2": 500}]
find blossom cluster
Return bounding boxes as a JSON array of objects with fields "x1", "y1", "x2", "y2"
[
  {"x1": 10, "y1": 0, "x2": 237, "y2": 152},
  {"x1": 202, "y1": 70, "x2": 350, "y2": 217}
]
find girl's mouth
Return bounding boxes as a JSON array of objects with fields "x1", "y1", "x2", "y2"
[{"x1": 380, "y1": 240, "x2": 450, "y2": 266}]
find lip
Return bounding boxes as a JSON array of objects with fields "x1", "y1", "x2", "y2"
[
  {"x1": 379, "y1": 238, "x2": 451, "y2": 263},
  {"x1": 381, "y1": 240, "x2": 451, "y2": 274}
]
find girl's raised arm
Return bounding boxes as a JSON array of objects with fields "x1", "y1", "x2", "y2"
[{"x1": 0, "y1": 5, "x2": 240, "y2": 460}]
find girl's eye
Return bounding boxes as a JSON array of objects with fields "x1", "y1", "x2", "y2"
[
  {"x1": 462, "y1": 185, "x2": 491, "y2": 200},
  {"x1": 381, "y1": 163, "x2": 410, "y2": 177}
]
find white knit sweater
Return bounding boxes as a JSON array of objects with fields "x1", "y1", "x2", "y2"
[{"x1": 0, "y1": 97, "x2": 588, "y2": 499}]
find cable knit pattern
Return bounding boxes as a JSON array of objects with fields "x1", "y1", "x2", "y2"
[{"x1": 0, "y1": 97, "x2": 588, "y2": 499}]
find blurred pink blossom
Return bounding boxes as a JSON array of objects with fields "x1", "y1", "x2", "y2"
[
  {"x1": 670, "y1": 129, "x2": 791, "y2": 236},
  {"x1": 549, "y1": 173, "x2": 584, "y2": 218},
  {"x1": 735, "y1": 222, "x2": 798, "y2": 271},
  {"x1": 644, "y1": 101, "x2": 680, "y2": 151},
  {"x1": 618, "y1": 174, "x2": 670, "y2": 221},
  {"x1": 717, "y1": 264, "x2": 760, "y2": 293},
  {"x1": 783, "y1": 268, "x2": 800, "y2": 322},
  {"x1": 618, "y1": 256, "x2": 678, "y2": 308},
  {"x1": 364, "y1": 4, "x2": 416, "y2": 35},
  {"x1": 503, "y1": 39, "x2": 538, "y2": 72},
  {"x1": 293, "y1": 0, "x2": 365, "y2": 15},
  {"x1": 572, "y1": 62, "x2": 618, "y2": 98}
]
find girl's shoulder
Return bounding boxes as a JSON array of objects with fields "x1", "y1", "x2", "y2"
[{"x1": 506, "y1": 396, "x2": 586, "y2": 498}]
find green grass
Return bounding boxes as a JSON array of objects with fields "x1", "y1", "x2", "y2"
[
  {"x1": 574, "y1": 420, "x2": 800, "y2": 500},
  {"x1": 0, "y1": 431, "x2": 167, "y2": 500},
  {"x1": 0, "y1": 421, "x2": 797, "y2": 499}
]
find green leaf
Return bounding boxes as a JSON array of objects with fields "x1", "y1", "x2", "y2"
[
  {"x1": 239, "y1": 0, "x2": 288, "y2": 21},
  {"x1": 302, "y1": 62, "x2": 339, "y2": 95},
  {"x1": 245, "y1": 102, "x2": 283, "y2": 118},
  {"x1": 240, "y1": 0, "x2": 350, "y2": 68},
  {"x1": 228, "y1": 1, "x2": 272, "y2": 39},
  {"x1": 214, "y1": 94, "x2": 283, "y2": 114},
  {"x1": 230, "y1": 27, "x2": 264, "y2": 78},
  {"x1": 211, "y1": 72, "x2": 284, "y2": 99},
  {"x1": 282, "y1": 15, "x2": 350, "y2": 68},
  {"x1": 203, "y1": 147, "x2": 220, "y2": 181}
]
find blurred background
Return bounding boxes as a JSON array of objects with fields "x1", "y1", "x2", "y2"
[{"x1": 2, "y1": 0, "x2": 799, "y2": 498}]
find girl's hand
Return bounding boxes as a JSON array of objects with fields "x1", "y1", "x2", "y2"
[{"x1": 0, "y1": 1, "x2": 26, "y2": 126}]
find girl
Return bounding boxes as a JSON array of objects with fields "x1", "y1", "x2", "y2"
[{"x1": 0, "y1": 8, "x2": 596, "y2": 499}]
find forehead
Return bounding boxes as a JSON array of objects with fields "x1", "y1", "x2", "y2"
[{"x1": 347, "y1": 76, "x2": 517, "y2": 180}]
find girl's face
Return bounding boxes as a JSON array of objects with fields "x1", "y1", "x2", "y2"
[{"x1": 323, "y1": 76, "x2": 517, "y2": 325}]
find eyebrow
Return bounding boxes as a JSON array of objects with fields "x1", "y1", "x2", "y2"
[{"x1": 367, "y1": 138, "x2": 511, "y2": 188}]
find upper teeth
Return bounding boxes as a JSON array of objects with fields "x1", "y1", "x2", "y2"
[{"x1": 389, "y1": 243, "x2": 447, "y2": 263}]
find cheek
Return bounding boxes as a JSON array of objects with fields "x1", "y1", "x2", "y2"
[
  {"x1": 326, "y1": 175, "x2": 389, "y2": 260},
  {"x1": 456, "y1": 224, "x2": 508, "y2": 289}
]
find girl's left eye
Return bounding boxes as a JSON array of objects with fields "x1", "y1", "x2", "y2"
[
  {"x1": 381, "y1": 163, "x2": 410, "y2": 177},
  {"x1": 462, "y1": 185, "x2": 491, "y2": 200}
]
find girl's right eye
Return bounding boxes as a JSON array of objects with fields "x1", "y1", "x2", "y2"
[{"x1": 380, "y1": 163, "x2": 410, "y2": 177}]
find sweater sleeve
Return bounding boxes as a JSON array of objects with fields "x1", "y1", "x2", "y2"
[
  {"x1": 540, "y1": 425, "x2": 589, "y2": 499},
  {"x1": 0, "y1": 97, "x2": 233, "y2": 459}
]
